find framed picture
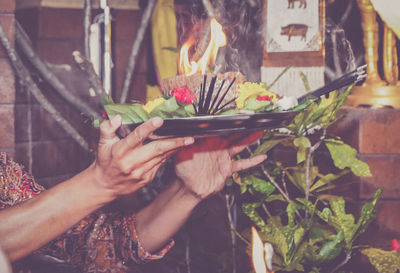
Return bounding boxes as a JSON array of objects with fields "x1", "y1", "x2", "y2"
[
  {"x1": 261, "y1": 0, "x2": 325, "y2": 97},
  {"x1": 265, "y1": 0, "x2": 322, "y2": 53},
  {"x1": 262, "y1": 0, "x2": 325, "y2": 67}
]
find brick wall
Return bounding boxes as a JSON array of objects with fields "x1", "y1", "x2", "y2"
[
  {"x1": 14, "y1": 7, "x2": 148, "y2": 187},
  {"x1": 0, "y1": 0, "x2": 15, "y2": 157}
]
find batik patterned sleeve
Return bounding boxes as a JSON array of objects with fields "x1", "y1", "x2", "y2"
[
  {"x1": 0, "y1": 152, "x2": 44, "y2": 209},
  {"x1": 39, "y1": 210, "x2": 174, "y2": 273},
  {"x1": 0, "y1": 152, "x2": 174, "y2": 272}
]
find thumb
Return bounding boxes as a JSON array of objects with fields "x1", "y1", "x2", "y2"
[{"x1": 99, "y1": 115, "x2": 122, "y2": 146}]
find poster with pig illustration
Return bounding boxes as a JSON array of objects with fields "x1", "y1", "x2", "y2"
[{"x1": 265, "y1": 0, "x2": 321, "y2": 52}]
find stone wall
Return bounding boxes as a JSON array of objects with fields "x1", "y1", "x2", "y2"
[{"x1": 0, "y1": 0, "x2": 15, "y2": 157}]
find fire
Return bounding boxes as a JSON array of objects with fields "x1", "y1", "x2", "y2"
[
  {"x1": 179, "y1": 18, "x2": 227, "y2": 75},
  {"x1": 251, "y1": 227, "x2": 274, "y2": 273}
]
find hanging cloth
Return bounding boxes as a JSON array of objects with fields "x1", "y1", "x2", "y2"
[{"x1": 146, "y1": 0, "x2": 178, "y2": 102}]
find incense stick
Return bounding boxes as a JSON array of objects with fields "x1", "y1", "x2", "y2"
[{"x1": 297, "y1": 65, "x2": 367, "y2": 102}]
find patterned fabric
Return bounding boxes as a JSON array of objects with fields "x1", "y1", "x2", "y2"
[
  {"x1": 0, "y1": 152, "x2": 174, "y2": 272},
  {"x1": 0, "y1": 153, "x2": 44, "y2": 208}
]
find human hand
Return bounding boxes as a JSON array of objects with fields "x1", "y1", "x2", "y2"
[
  {"x1": 174, "y1": 132, "x2": 267, "y2": 200},
  {"x1": 90, "y1": 115, "x2": 194, "y2": 199}
]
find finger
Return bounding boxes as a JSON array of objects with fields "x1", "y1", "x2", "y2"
[
  {"x1": 231, "y1": 154, "x2": 267, "y2": 173},
  {"x1": 132, "y1": 147, "x2": 178, "y2": 175},
  {"x1": 228, "y1": 131, "x2": 264, "y2": 156},
  {"x1": 129, "y1": 154, "x2": 169, "y2": 181},
  {"x1": 118, "y1": 137, "x2": 194, "y2": 173},
  {"x1": 118, "y1": 117, "x2": 164, "y2": 150},
  {"x1": 130, "y1": 137, "x2": 195, "y2": 164},
  {"x1": 99, "y1": 115, "x2": 123, "y2": 145},
  {"x1": 122, "y1": 161, "x2": 165, "y2": 195}
]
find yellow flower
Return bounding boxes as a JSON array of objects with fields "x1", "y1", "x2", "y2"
[
  {"x1": 143, "y1": 97, "x2": 166, "y2": 113},
  {"x1": 235, "y1": 82, "x2": 279, "y2": 109}
]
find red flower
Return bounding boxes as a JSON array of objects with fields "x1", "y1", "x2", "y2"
[
  {"x1": 102, "y1": 111, "x2": 108, "y2": 119},
  {"x1": 170, "y1": 86, "x2": 197, "y2": 104},
  {"x1": 257, "y1": 95, "x2": 271, "y2": 101},
  {"x1": 392, "y1": 239, "x2": 400, "y2": 251}
]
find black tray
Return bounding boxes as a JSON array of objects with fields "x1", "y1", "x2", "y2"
[{"x1": 117, "y1": 110, "x2": 299, "y2": 138}]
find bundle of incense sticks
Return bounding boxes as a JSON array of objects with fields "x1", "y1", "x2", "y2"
[
  {"x1": 297, "y1": 65, "x2": 367, "y2": 102},
  {"x1": 160, "y1": 72, "x2": 245, "y2": 112},
  {"x1": 194, "y1": 73, "x2": 239, "y2": 115}
]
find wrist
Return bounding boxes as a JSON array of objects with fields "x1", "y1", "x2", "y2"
[
  {"x1": 173, "y1": 178, "x2": 205, "y2": 203},
  {"x1": 78, "y1": 163, "x2": 118, "y2": 206}
]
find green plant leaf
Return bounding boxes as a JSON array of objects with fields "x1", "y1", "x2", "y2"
[
  {"x1": 149, "y1": 96, "x2": 181, "y2": 118},
  {"x1": 324, "y1": 138, "x2": 372, "y2": 177},
  {"x1": 315, "y1": 189, "x2": 381, "y2": 250},
  {"x1": 286, "y1": 166, "x2": 318, "y2": 192},
  {"x1": 318, "y1": 230, "x2": 344, "y2": 261},
  {"x1": 293, "y1": 136, "x2": 311, "y2": 164},
  {"x1": 242, "y1": 203, "x2": 267, "y2": 232},
  {"x1": 244, "y1": 95, "x2": 273, "y2": 111},
  {"x1": 351, "y1": 188, "x2": 382, "y2": 243},
  {"x1": 266, "y1": 66, "x2": 291, "y2": 90},
  {"x1": 254, "y1": 137, "x2": 289, "y2": 155},
  {"x1": 286, "y1": 201, "x2": 303, "y2": 227},
  {"x1": 104, "y1": 103, "x2": 147, "y2": 124},
  {"x1": 129, "y1": 104, "x2": 150, "y2": 121},
  {"x1": 361, "y1": 248, "x2": 400, "y2": 273},
  {"x1": 299, "y1": 71, "x2": 311, "y2": 93},
  {"x1": 310, "y1": 170, "x2": 350, "y2": 192},
  {"x1": 264, "y1": 194, "x2": 286, "y2": 202},
  {"x1": 242, "y1": 175, "x2": 276, "y2": 196}
]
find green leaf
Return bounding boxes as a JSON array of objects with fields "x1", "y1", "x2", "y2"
[
  {"x1": 149, "y1": 96, "x2": 181, "y2": 118},
  {"x1": 242, "y1": 203, "x2": 267, "y2": 232},
  {"x1": 310, "y1": 170, "x2": 350, "y2": 192},
  {"x1": 361, "y1": 248, "x2": 400, "y2": 273},
  {"x1": 315, "y1": 189, "x2": 382, "y2": 250},
  {"x1": 264, "y1": 194, "x2": 286, "y2": 202},
  {"x1": 244, "y1": 175, "x2": 276, "y2": 196},
  {"x1": 299, "y1": 71, "x2": 311, "y2": 92},
  {"x1": 286, "y1": 166, "x2": 318, "y2": 192},
  {"x1": 254, "y1": 137, "x2": 289, "y2": 155},
  {"x1": 93, "y1": 119, "x2": 101, "y2": 128},
  {"x1": 266, "y1": 66, "x2": 291, "y2": 90},
  {"x1": 318, "y1": 230, "x2": 344, "y2": 261},
  {"x1": 293, "y1": 136, "x2": 311, "y2": 164},
  {"x1": 218, "y1": 108, "x2": 240, "y2": 115},
  {"x1": 102, "y1": 95, "x2": 114, "y2": 105},
  {"x1": 244, "y1": 95, "x2": 272, "y2": 111},
  {"x1": 325, "y1": 138, "x2": 372, "y2": 177},
  {"x1": 183, "y1": 104, "x2": 196, "y2": 115},
  {"x1": 351, "y1": 188, "x2": 382, "y2": 243},
  {"x1": 129, "y1": 104, "x2": 150, "y2": 121},
  {"x1": 286, "y1": 201, "x2": 300, "y2": 227},
  {"x1": 104, "y1": 103, "x2": 146, "y2": 124}
]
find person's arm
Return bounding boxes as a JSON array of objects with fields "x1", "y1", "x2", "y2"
[
  {"x1": 135, "y1": 133, "x2": 267, "y2": 252},
  {"x1": 0, "y1": 115, "x2": 194, "y2": 261}
]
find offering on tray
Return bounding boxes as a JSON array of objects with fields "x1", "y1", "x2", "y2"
[{"x1": 100, "y1": 65, "x2": 367, "y2": 138}]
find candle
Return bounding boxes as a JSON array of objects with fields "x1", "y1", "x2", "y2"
[{"x1": 251, "y1": 226, "x2": 274, "y2": 273}]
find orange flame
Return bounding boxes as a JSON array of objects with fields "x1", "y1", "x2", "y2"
[
  {"x1": 179, "y1": 18, "x2": 227, "y2": 75},
  {"x1": 251, "y1": 227, "x2": 274, "y2": 273}
]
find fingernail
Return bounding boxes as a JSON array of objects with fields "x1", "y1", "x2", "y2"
[
  {"x1": 110, "y1": 115, "x2": 121, "y2": 127},
  {"x1": 184, "y1": 137, "x2": 194, "y2": 145},
  {"x1": 152, "y1": 117, "x2": 163, "y2": 127}
]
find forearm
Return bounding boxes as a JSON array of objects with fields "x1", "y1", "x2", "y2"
[
  {"x1": 0, "y1": 163, "x2": 114, "y2": 261},
  {"x1": 135, "y1": 179, "x2": 201, "y2": 252}
]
